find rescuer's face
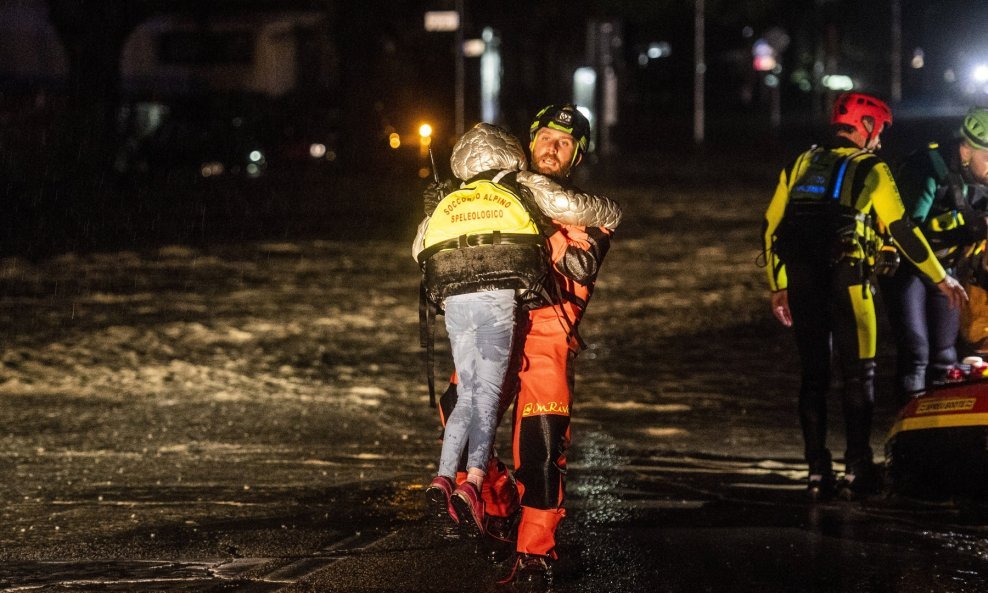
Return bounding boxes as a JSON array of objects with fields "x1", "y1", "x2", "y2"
[
  {"x1": 531, "y1": 127, "x2": 579, "y2": 178},
  {"x1": 962, "y1": 143, "x2": 988, "y2": 185}
]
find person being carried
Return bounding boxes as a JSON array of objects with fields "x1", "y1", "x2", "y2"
[
  {"x1": 762, "y1": 92, "x2": 967, "y2": 501},
  {"x1": 413, "y1": 122, "x2": 620, "y2": 549}
]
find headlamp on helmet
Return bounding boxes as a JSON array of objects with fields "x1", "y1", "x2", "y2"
[
  {"x1": 831, "y1": 92, "x2": 893, "y2": 139},
  {"x1": 529, "y1": 104, "x2": 591, "y2": 160}
]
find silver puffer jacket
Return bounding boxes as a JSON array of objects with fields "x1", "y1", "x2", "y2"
[
  {"x1": 413, "y1": 123, "x2": 622, "y2": 259},
  {"x1": 450, "y1": 123, "x2": 622, "y2": 230}
]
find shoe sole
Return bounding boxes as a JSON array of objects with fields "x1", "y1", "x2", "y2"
[
  {"x1": 425, "y1": 487, "x2": 460, "y2": 540},
  {"x1": 450, "y1": 490, "x2": 485, "y2": 540}
]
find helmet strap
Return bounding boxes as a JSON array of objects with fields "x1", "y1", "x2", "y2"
[{"x1": 861, "y1": 117, "x2": 877, "y2": 151}]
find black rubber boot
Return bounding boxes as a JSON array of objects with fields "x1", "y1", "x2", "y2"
[
  {"x1": 837, "y1": 460, "x2": 883, "y2": 501},
  {"x1": 806, "y1": 452, "x2": 836, "y2": 502}
]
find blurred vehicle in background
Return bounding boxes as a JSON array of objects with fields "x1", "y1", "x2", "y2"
[
  {"x1": 111, "y1": 9, "x2": 342, "y2": 183},
  {"x1": 116, "y1": 94, "x2": 263, "y2": 182},
  {"x1": 274, "y1": 107, "x2": 341, "y2": 170},
  {"x1": 115, "y1": 93, "x2": 341, "y2": 183}
]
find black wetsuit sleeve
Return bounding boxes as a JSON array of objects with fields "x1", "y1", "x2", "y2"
[{"x1": 555, "y1": 228, "x2": 611, "y2": 285}]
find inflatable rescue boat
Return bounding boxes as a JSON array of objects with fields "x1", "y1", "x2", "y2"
[{"x1": 884, "y1": 373, "x2": 988, "y2": 502}]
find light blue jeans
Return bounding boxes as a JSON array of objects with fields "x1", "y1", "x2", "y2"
[{"x1": 438, "y1": 289, "x2": 516, "y2": 477}]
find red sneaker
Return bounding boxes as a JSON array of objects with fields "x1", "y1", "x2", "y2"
[
  {"x1": 450, "y1": 481, "x2": 485, "y2": 539},
  {"x1": 424, "y1": 476, "x2": 458, "y2": 539}
]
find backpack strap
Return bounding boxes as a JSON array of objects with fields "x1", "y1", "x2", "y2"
[
  {"x1": 830, "y1": 149, "x2": 868, "y2": 201},
  {"x1": 419, "y1": 278, "x2": 438, "y2": 408},
  {"x1": 928, "y1": 146, "x2": 967, "y2": 211},
  {"x1": 492, "y1": 169, "x2": 555, "y2": 236},
  {"x1": 416, "y1": 232, "x2": 545, "y2": 264}
]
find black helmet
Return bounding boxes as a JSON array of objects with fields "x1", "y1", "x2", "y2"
[{"x1": 529, "y1": 104, "x2": 591, "y2": 160}]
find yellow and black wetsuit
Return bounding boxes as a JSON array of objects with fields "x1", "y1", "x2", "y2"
[{"x1": 762, "y1": 138, "x2": 947, "y2": 476}]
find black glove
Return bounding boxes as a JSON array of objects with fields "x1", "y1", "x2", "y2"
[{"x1": 423, "y1": 179, "x2": 455, "y2": 215}]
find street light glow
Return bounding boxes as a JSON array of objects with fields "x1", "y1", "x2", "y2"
[
  {"x1": 822, "y1": 74, "x2": 854, "y2": 91},
  {"x1": 973, "y1": 63, "x2": 988, "y2": 83},
  {"x1": 574, "y1": 68, "x2": 596, "y2": 86},
  {"x1": 647, "y1": 42, "x2": 671, "y2": 59},
  {"x1": 462, "y1": 39, "x2": 485, "y2": 57},
  {"x1": 911, "y1": 48, "x2": 925, "y2": 69}
]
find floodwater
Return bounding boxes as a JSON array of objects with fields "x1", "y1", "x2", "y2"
[{"x1": 0, "y1": 165, "x2": 986, "y2": 592}]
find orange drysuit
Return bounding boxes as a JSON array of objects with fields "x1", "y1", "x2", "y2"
[{"x1": 439, "y1": 223, "x2": 612, "y2": 558}]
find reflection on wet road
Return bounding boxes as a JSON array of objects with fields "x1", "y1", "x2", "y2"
[
  {"x1": 559, "y1": 429, "x2": 988, "y2": 593},
  {"x1": 3, "y1": 438, "x2": 985, "y2": 592}
]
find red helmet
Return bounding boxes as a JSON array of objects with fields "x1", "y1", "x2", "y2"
[{"x1": 831, "y1": 92, "x2": 892, "y2": 138}]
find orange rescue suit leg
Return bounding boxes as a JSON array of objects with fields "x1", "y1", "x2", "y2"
[
  {"x1": 516, "y1": 506, "x2": 565, "y2": 559},
  {"x1": 511, "y1": 310, "x2": 573, "y2": 556}
]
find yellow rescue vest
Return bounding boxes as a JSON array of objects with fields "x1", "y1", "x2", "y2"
[
  {"x1": 422, "y1": 175, "x2": 541, "y2": 249},
  {"x1": 417, "y1": 170, "x2": 550, "y2": 307}
]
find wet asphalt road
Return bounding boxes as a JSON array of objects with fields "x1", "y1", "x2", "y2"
[
  {"x1": 1, "y1": 158, "x2": 988, "y2": 592},
  {"x1": 2, "y1": 446, "x2": 986, "y2": 592}
]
